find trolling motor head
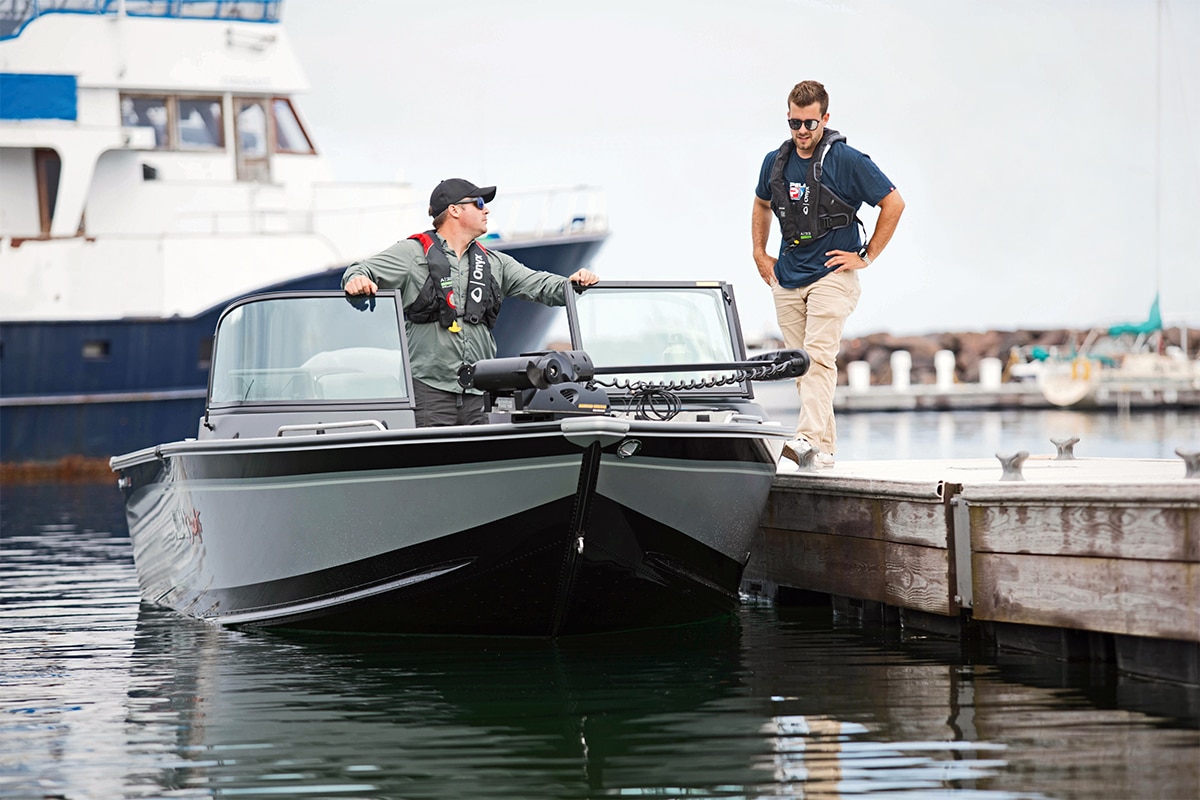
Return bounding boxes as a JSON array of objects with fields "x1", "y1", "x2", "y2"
[
  {"x1": 458, "y1": 350, "x2": 595, "y2": 391},
  {"x1": 458, "y1": 350, "x2": 609, "y2": 417}
]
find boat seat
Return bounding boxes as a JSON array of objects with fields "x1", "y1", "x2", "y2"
[
  {"x1": 315, "y1": 373, "x2": 405, "y2": 400},
  {"x1": 304, "y1": 346, "x2": 401, "y2": 373},
  {"x1": 303, "y1": 347, "x2": 407, "y2": 400},
  {"x1": 227, "y1": 370, "x2": 316, "y2": 401}
]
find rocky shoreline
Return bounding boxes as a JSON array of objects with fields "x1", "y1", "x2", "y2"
[{"x1": 831, "y1": 326, "x2": 1200, "y2": 385}]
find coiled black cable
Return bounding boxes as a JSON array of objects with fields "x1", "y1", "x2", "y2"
[{"x1": 593, "y1": 360, "x2": 796, "y2": 421}]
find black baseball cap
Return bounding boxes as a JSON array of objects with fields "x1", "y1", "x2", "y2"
[{"x1": 428, "y1": 178, "x2": 497, "y2": 217}]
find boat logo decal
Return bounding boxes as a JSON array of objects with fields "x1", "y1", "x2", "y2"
[{"x1": 171, "y1": 507, "x2": 203, "y2": 544}]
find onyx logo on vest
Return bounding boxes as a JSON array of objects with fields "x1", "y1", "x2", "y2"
[{"x1": 469, "y1": 251, "x2": 488, "y2": 306}]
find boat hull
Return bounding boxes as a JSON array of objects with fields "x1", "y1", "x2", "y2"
[{"x1": 114, "y1": 419, "x2": 778, "y2": 636}]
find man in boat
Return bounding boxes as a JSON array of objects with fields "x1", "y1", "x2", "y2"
[
  {"x1": 751, "y1": 80, "x2": 905, "y2": 468},
  {"x1": 342, "y1": 178, "x2": 599, "y2": 427}
]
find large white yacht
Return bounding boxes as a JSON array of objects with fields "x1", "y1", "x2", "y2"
[{"x1": 0, "y1": 0, "x2": 607, "y2": 464}]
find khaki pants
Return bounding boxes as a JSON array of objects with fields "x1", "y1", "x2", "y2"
[{"x1": 771, "y1": 270, "x2": 861, "y2": 455}]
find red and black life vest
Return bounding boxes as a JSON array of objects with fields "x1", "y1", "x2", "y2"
[{"x1": 404, "y1": 231, "x2": 502, "y2": 330}]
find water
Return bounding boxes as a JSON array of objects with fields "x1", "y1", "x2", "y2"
[
  {"x1": 756, "y1": 390, "x2": 1200, "y2": 462},
  {"x1": 3, "y1": 411, "x2": 1199, "y2": 799}
]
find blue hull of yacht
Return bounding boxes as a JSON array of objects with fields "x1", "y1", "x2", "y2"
[{"x1": 0, "y1": 236, "x2": 606, "y2": 463}]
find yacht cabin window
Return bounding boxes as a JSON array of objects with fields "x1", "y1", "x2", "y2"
[
  {"x1": 177, "y1": 98, "x2": 224, "y2": 149},
  {"x1": 272, "y1": 98, "x2": 315, "y2": 154},
  {"x1": 120, "y1": 94, "x2": 223, "y2": 150},
  {"x1": 120, "y1": 96, "x2": 169, "y2": 148},
  {"x1": 118, "y1": 94, "x2": 312, "y2": 157}
]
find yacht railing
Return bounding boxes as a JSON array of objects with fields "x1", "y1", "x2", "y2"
[
  {"x1": 487, "y1": 185, "x2": 609, "y2": 241},
  {"x1": 0, "y1": 0, "x2": 279, "y2": 40},
  {"x1": 161, "y1": 183, "x2": 608, "y2": 241}
]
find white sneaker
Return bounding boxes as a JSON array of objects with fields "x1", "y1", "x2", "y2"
[
  {"x1": 780, "y1": 439, "x2": 834, "y2": 469},
  {"x1": 780, "y1": 438, "x2": 815, "y2": 467}
]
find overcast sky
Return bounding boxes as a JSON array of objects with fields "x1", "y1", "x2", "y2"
[{"x1": 284, "y1": 0, "x2": 1199, "y2": 340}]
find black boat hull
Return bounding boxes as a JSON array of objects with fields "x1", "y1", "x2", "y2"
[{"x1": 114, "y1": 418, "x2": 779, "y2": 636}]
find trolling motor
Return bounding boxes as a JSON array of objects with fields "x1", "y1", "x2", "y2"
[
  {"x1": 458, "y1": 350, "x2": 610, "y2": 417},
  {"x1": 460, "y1": 347, "x2": 810, "y2": 422}
]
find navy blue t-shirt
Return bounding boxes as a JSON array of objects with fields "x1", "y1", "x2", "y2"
[{"x1": 756, "y1": 138, "x2": 895, "y2": 288}]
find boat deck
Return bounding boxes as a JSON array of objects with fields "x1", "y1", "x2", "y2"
[{"x1": 744, "y1": 452, "x2": 1200, "y2": 683}]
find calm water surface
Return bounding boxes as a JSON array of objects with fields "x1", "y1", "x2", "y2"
[{"x1": 2, "y1": 411, "x2": 1199, "y2": 799}]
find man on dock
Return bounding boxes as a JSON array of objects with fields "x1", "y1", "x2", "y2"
[
  {"x1": 343, "y1": 178, "x2": 599, "y2": 427},
  {"x1": 751, "y1": 80, "x2": 905, "y2": 467}
]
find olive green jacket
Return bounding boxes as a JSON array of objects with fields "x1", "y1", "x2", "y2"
[{"x1": 342, "y1": 233, "x2": 569, "y2": 393}]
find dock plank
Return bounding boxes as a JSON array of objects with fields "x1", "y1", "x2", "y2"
[
  {"x1": 972, "y1": 553, "x2": 1200, "y2": 641},
  {"x1": 754, "y1": 526, "x2": 952, "y2": 615},
  {"x1": 765, "y1": 485, "x2": 951, "y2": 548},
  {"x1": 971, "y1": 502, "x2": 1199, "y2": 561}
]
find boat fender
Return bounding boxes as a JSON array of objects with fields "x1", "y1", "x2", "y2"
[
  {"x1": 405, "y1": 231, "x2": 502, "y2": 329},
  {"x1": 768, "y1": 130, "x2": 862, "y2": 249}
]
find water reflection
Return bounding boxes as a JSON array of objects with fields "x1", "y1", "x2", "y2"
[
  {"x1": 121, "y1": 613, "x2": 757, "y2": 798},
  {"x1": 2, "y1": 479, "x2": 1198, "y2": 798}
]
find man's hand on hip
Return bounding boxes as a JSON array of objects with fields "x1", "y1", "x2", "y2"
[
  {"x1": 754, "y1": 252, "x2": 778, "y2": 286},
  {"x1": 825, "y1": 249, "x2": 871, "y2": 273}
]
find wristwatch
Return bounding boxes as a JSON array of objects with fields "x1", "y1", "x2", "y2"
[{"x1": 858, "y1": 245, "x2": 872, "y2": 266}]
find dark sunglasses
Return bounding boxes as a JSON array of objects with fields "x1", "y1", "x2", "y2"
[
  {"x1": 455, "y1": 197, "x2": 486, "y2": 210},
  {"x1": 787, "y1": 118, "x2": 821, "y2": 131}
]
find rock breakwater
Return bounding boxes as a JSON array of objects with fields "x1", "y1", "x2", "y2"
[{"x1": 835, "y1": 326, "x2": 1200, "y2": 385}]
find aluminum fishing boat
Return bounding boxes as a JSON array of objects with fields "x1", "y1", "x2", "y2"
[{"x1": 110, "y1": 281, "x2": 807, "y2": 636}]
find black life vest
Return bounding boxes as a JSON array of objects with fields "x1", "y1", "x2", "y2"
[
  {"x1": 404, "y1": 231, "x2": 502, "y2": 330},
  {"x1": 768, "y1": 129, "x2": 860, "y2": 249}
]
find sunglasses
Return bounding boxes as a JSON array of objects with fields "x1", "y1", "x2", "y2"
[
  {"x1": 787, "y1": 118, "x2": 821, "y2": 131},
  {"x1": 455, "y1": 197, "x2": 487, "y2": 210}
]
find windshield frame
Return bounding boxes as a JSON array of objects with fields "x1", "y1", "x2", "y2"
[
  {"x1": 564, "y1": 281, "x2": 754, "y2": 400},
  {"x1": 205, "y1": 291, "x2": 413, "y2": 412}
]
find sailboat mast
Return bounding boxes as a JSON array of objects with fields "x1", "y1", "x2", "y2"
[{"x1": 1155, "y1": 0, "x2": 1163, "y2": 302}]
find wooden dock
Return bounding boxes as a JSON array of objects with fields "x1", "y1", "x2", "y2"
[{"x1": 742, "y1": 452, "x2": 1200, "y2": 684}]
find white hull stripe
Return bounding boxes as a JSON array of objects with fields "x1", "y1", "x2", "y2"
[
  {"x1": 212, "y1": 562, "x2": 471, "y2": 625},
  {"x1": 0, "y1": 388, "x2": 207, "y2": 407}
]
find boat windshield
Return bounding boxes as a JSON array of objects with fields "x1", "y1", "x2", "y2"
[
  {"x1": 209, "y1": 294, "x2": 408, "y2": 404},
  {"x1": 571, "y1": 285, "x2": 742, "y2": 389}
]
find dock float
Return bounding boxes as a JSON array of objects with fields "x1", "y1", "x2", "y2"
[{"x1": 742, "y1": 449, "x2": 1200, "y2": 684}]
